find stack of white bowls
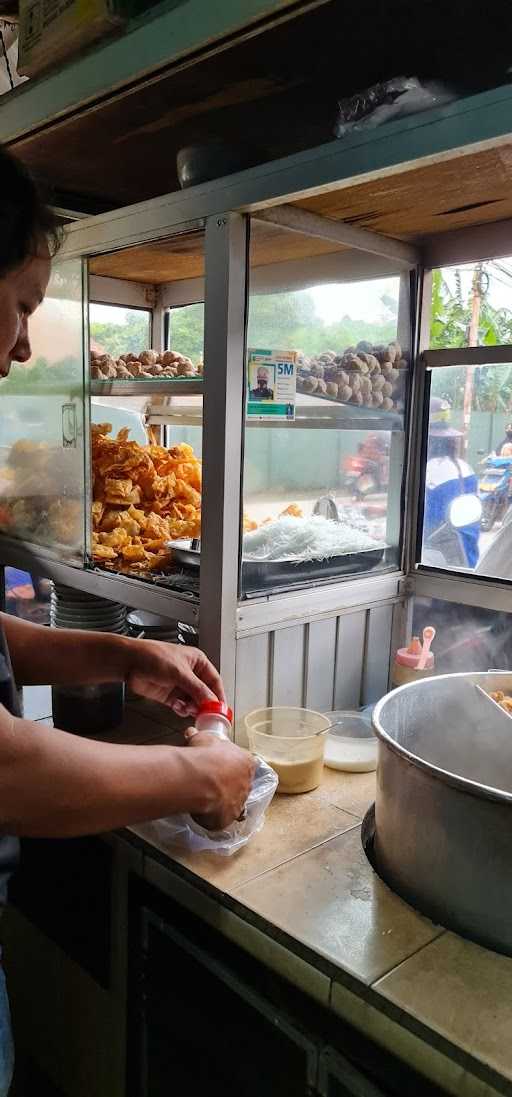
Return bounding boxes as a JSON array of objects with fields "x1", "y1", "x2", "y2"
[{"x1": 50, "y1": 584, "x2": 127, "y2": 634}]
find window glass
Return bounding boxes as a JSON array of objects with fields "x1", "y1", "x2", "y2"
[
  {"x1": 431, "y1": 259, "x2": 512, "y2": 349},
  {"x1": 420, "y1": 364, "x2": 512, "y2": 579},
  {"x1": 241, "y1": 217, "x2": 408, "y2": 597},
  {"x1": 89, "y1": 304, "x2": 151, "y2": 357},
  {"x1": 168, "y1": 303, "x2": 204, "y2": 369},
  {"x1": 412, "y1": 597, "x2": 512, "y2": 673},
  {"x1": 0, "y1": 258, "x2": 86, "y2": 562}
]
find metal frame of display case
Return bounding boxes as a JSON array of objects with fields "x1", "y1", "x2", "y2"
[
  {"x1": 5, "y1": 87, "x2": 512, "y2": 708},
  {"x1": 401, "y1": 241, "x2": 512, "y2": 620}
]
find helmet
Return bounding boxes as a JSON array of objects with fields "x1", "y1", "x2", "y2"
[
  {"x1": 506, "y1": 424, "x2": 512, "y2": 434},
  {"x1": 429, "y1": 397, "x2": 462, "y2": 438}
]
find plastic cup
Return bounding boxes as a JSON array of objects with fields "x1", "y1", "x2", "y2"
[{"x1": 244, "y1": 706, "x2": 330, "y2": 794}]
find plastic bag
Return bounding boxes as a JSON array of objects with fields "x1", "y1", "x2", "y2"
[
  {"x1": 334, "y1": 77, "x2": 457, "y2": 138},
  {"x1": 145, "y1": 758, "x2": 278, "y2": 856}
]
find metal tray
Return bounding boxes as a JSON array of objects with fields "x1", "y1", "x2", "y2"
[
  {"x1": 242, "y1": 547, "x2": 385, "y2": 589},
  {"x1": 168, "y1": 540, "x2": 385, "y2": 586}
]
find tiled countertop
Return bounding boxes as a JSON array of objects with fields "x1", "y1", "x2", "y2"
[
  {"x1": 133, "y1": 763, "x2": 512, "y2": 1097},
  {"x1": 23, "y1": 688, "x2": 512, "y2": 1097}
]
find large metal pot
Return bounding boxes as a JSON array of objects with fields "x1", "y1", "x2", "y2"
[{"x1": 372, "y1": 672, "x2": 512, "y2": 956}]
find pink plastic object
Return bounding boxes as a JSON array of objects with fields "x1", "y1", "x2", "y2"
[
  {"x1": 395, "y1": 637, "x2": 434, "y2": 670},
  {"x1": 417, "y1": 626, "x2": 436, "y2": 670}
]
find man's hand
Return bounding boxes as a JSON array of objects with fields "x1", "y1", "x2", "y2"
[
  {"x1": 124, "y1": 640, "x2": 225, "y2": 716},
  {"x1": 183, "y1": 729, "x2": 256, "y2": 830}
]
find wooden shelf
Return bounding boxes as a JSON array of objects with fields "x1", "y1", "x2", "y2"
[{"x1": 90, "y1": 378, "x2": 203, "y2": 396}]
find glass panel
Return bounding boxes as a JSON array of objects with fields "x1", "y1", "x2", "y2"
[
  {"x1": 0, "y1": 258, "x2": 86, "y2": 562},
  {"x1": 89, "y1": 304, "x2": 151, "y2": 357},
  {"x1": 241, "y1": 218, "x2": 408, "y2": 597},
  {"x1": 88, "y1": 231, "x2": 203, "y2": 590},
  {"x1": 3, "y1": 567, "x2": 51, "y2": 625},
  {"x1": 89, "y1": 225, "x2": 204, "y2": 385},
  {"x1": 168, "y1": 303, "x2": 204, "y2": 371},
  {"x1": 420, "y1": 363, "x2": 512, "y2": 579},
  {"x1": 431, "y1": 259, "x2": 512, "y2": 349},
  {"x1": 411, "y1": 597, "x2": 512, "y2": 674}
]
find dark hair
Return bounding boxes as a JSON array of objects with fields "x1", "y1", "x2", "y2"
[{"x1": 0, "y1": 144, "x2": 62, "y2": 278}]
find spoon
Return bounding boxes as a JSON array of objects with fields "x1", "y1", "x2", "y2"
[{"x1": 417, "y1": 625, "x2": 435, "y2": 670}]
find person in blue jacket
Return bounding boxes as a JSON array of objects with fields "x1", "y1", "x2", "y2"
[{"x1": 423, "y1": 398, "x2": 480, "y2": 568}]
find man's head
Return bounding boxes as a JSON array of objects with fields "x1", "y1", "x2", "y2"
[
  {"x1": 0, "y1": 145, "x2": 61, "y2": 378},
  {"x1": 505, "y1": 424, "x2": 512, "y2": 441},
  {"x1": 256, "y1": 366, "x2": 270, "y2": 388},
  {"x1": 428, "y1": 398, "x2": 462, "y2": 458}
]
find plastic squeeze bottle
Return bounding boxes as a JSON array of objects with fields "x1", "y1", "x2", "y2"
[
  {"x1": 194, "y1": 700, "x2": 233, "y2": 739},
  {"x1": 391, "y1": 634, "x2": 435, "y2": 689},
  {"x1": 192, "y1": 700, "x2": 250, "y2": 822}
]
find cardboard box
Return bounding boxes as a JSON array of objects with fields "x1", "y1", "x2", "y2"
[{"x1": 18, "y1": 0, "x2": 125, "y2": 76}]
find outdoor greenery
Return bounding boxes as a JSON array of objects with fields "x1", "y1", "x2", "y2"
[
  {"x1": 430, "y1": 266, "x2": 512, "y2": 412},
  {"x1": 165, "y1": 290, "x2": 398, "y2": 363},
  {"x1": 0, "y1": 357, "x2": 82, "y2": 396},
  {"x1": 90, "y1": 310, "x2": 151, "y2": 357}
]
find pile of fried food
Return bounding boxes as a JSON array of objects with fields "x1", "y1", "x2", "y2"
[
  {"x1": 91, "y1": 424, "x2": 201, "y2": 573},
  {"x1": 296, "y1": 340, "x2": 407, "y2": 410},
  {"x1": 243, "y1": 504, "x2": 302, "y2": 533},
  {"x1": 91, "y1": 349, "x2": 202, "y2": 381},
  {"x1": 490, "y1": 690, "x2": 512, "y2": 714}
]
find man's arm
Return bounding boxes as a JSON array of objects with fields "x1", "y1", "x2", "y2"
[
  {"x1": 0, "y1": 613, "x2": 224, "y2": 715},
  {"x1": 0, "y1": 703, "x2": 254, "y2": 837}
]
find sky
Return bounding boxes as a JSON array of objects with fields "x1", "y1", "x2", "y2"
[
  {"x1": 442, "y1": 259, "x2": 512, "y2": 312},
  {"x1": 309, "y1": 277, "x2": 398, "y2": 324}
]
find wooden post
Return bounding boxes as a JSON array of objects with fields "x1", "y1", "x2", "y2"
[{"x1": 462, "y1": 263, "x2": 483, "y2": 452}]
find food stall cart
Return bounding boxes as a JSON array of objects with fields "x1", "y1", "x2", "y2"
[
  {"x1": 4, "y1": 80, "x2": 512, "y2": 1097},
  {"x1": 0, "y1": 198, "x2": 415, "y2": 731}
]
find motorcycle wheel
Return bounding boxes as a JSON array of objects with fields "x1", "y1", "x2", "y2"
[{"x1": 481, "y1": 498, "x2": 497, "y2": 532}]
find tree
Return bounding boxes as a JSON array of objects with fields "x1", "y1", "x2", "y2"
[
  {"x1": 90, "y1": 311, "x2": 151, "y2": 357},
  {"x1": 430, "y1": 265, "x2": 512, "y2": 413}
]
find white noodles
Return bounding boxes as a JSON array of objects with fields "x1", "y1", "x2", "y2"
[{"x1": 243, "y1": 514, "x2": 386, "y2": 562}]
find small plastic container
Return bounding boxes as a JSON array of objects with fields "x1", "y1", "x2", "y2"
[
  {"x1": 323, "y1": 709, "x2": 377, "y2": 773},
  {"x1": 391, "y1": 636, "x2": 435, "y2": 688},
  {"x1": 244, "y1": 706, "x2": 330, "y2": 794},
  {"x1": 195, "y1": 700, "x2": 233, "y2": 739}
]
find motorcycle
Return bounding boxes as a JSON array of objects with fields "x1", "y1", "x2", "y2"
[
  {"x1": 342, "y1": 435, "x2": 390, "y2": 499},
  {"x1": 478, "y1": 455, "x2": 512, "y2": 532},
  {"x1": 423, "y1": 494, "x2": 482, "y2": 569}
]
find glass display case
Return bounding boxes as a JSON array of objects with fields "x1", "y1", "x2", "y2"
[
  {"x1": 88, "y1": 228, "x2": 205, "y2": 597},
  {"x1": 241, "y1": 219, "x2": 409, "y2": 596},
  {"x1": 0, "y1": 169, "x2": 415, "y2": 704}
]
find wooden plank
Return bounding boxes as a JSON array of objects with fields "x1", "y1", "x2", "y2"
[
  {"x1": 234, "y1": 632, "x2": 270, "y2": 745},
  {"x1": 304, "y1": 618, "x2": 337, "y2": 713},
  {"x1": 362, "y1": 603, "x2": 393, "y2": 705},
  {"x1": 271, "y1": 625, "x2": 305, "y2": 708},
  {"x1": 296, "y1": 143, "x2": 512, "y2": 242},
  {"x1": 88, "y1": 220, "x2": 345, "y2": 285},
  {"x1": 333, "y1": 610, "x2": 367, "y2": 710}
]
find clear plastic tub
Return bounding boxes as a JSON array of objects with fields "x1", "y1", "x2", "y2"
[
  {"x1": 244, "y1": 706, "x2": 330, "y2": 794},
  {"x1": 323, "y1": 709, "x2": 377, "y2": 772}
]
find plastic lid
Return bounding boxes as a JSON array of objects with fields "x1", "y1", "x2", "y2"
[{"x1": 198, "y1": 700, "x2": 233, "y2": 724}]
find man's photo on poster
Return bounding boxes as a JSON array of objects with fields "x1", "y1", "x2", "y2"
[{"x1": 249, "y1": 363, "x2": 275, "y2": 401}]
